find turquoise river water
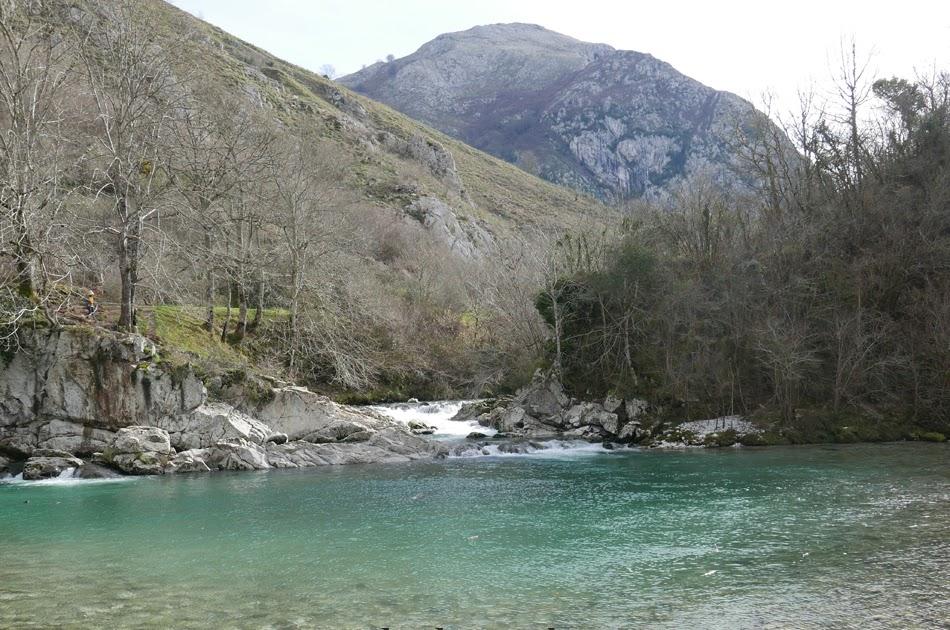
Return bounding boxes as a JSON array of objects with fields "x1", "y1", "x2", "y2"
[{"x1": 1, "y1": 443, "x2": 948, "y2": 628}]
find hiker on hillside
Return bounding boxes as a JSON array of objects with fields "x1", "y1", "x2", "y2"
[{"x1": 84, "y1": 290, "x2": 98, "y2": 319}]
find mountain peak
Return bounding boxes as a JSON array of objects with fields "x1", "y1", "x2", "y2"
[{"x1": 342, "y1": 26, "x2": 782, "y2": 199}]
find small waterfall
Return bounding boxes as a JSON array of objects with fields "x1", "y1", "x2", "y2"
[
  {"x1": 371, "y1": 400, "x2": 623, "y2": 458},
  {"x1": 369, "y1": 400, "x2": 497, "y2": 438}
]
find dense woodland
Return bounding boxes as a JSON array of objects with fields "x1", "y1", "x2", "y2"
[
  {"x1": 541, "y1": 66, "x2": 950, "y2": 435},
  {"x1": 1, "y1": 2, "x2": 947, "y2": 435}
]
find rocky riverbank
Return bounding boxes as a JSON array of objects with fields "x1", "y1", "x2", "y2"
[
  {"x1": 449, "y1": 370, "x2": 765, "y2": 453},
  {"x1": 0, "y1": 328, "x2": 445, "y2": 480}
]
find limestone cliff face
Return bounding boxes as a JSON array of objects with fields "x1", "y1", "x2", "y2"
[
  {"x1": 0, "y1": 327, "x2": 446, "y2": 473},
  {"x1": 342, "y1": 23, "x2": 782, "y2": 200},
  {"x1": 0, "y1": 329, "x2": 204, "y2": 456}
]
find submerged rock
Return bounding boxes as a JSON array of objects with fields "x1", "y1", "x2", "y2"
[
  {"x1": 408, "y1": 420, "x2": 435, "y2": 435},
  {"x1": 22, "y1": 455, "x2": 84, "y2": 480},
  {"x1": 75, "y1": 462, "x2": 122, "y2": 479}
]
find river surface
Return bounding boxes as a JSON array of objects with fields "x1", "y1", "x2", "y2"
[{"x1": 0, "y1": 435, "x2": 947, "y2": 628}]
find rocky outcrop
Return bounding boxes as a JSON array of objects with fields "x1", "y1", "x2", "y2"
[
  {"x1": 203, "y1": 438, "x2": 270, "y2": 471},
  {"x1": 454, "y1": 371, "x2": 652, "y2": 443},
  {"x1": 22, "y1": 454, "x2": 85, "y2": 480},
  {"x1": 405, "y1": 196, "x2": 492, "y2": 258},
  {"x1": 455, "y1": 372, "x2": 766, "y2": 448},
  {"x1": 154, "y1": 402, "x2": 272, "y2": 451},
  {"x1": 407, "y1": 420, "x2": 435, "y2": 435},
  {"x1": 651, "y1": 416, "x2": 762, "y2": 448},
  {"x1": 250, "y1": 386, "x2": 399, "y2": 443},
  {"x1": 0, "y1": 328, "x2": 205, "y2": 456},
  {"x1": 155, "y1": 423, "x2": 445, "y2": 473},
  {"x1": 167, "y1": 448, "x2": 212, "y2": 473},
  {"x1": 267, "y1": 429, "x2": 447, "y2": 467},
  {"x1": 0, "y1": 329, "x2": 449, "y2": 476},
  {"x1": 343, "y1": 23, "x2": 793, "y2": 200},
  {"x1": 100, "y1": 426, "x2": 173, "y2": 475}
]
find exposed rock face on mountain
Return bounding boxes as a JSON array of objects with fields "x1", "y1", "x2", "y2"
[
  {"x1": 149, "y1": 5, "x2": 607, "y2": 265},
  {"x1": 343, "y1": 23, "x2": 779, "y2": 200}
]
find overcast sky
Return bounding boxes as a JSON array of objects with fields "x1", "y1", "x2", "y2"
[{"x1": 170, "y1": 0, "x2": 950, "y2": 116}]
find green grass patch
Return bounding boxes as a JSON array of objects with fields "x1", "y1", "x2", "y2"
[
  {"x1": 148, "y1": 305, "x2": 248, "y2": 368},
  {"x1": 210, "y1": 306, "x2": 289, "y2": 320}
]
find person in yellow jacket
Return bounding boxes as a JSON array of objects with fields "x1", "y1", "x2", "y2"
[{"x1": 84, "y1": 290, "x2": 98, "y2": 319}]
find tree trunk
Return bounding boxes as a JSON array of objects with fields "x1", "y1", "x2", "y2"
[
  {"x1": 551, "y1": 292, "x2": 563, "y2": 376},
  {"x1": 117, "y1": 221, "x2": 138, "y2": 332},
  {"x1": 204, "y1": 233, "x2": 215, "y2": 331},
  {"x1": 220, "y1": 282, "x2": 232, "y2": 343},
  {"x1": 235, "y1": 283, "x2": 248, "y2": 341},
  {"x1": 250, "y1": 269, "x2": 264, "y2": 331},
  {"x1": 13, "y1": 206, "x2": 36, "y2": 300},
  {"x1": 14, "y1": 255, "x2": 35, "y2": 301}
]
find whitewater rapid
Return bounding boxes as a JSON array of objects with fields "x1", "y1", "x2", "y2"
[
  {"x1": 368, "y1": 400, "x2": 496, "y2": 438},
  {"x1": 368, "y1": 400, "x2": 620, "y2": 458},
  {"x1": 0, "y1": 467, "x2": 135, "y2": 486},
  {"x1": 2, "y1": 401, "x2": 621, "y2": 484}
]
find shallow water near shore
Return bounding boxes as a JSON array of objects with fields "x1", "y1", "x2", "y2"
[{"x1": 1, "y1": 443, "x2": 948, "y2": 628}]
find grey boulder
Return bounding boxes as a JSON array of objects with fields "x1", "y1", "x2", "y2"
[
  {"x1": 22, "y1": 455, "x2": 84, "y2": 480},
  {"x1": 102, "y1": 426, "x2": 173, "y2": 475},
  {"x1": 156, "y1": 402, "x2": 272, "y2": 450}
]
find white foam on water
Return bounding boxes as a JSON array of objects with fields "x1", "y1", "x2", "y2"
[
  {"x1": 369, "y1": 400, "x2": 498, "y2": 438},
  {"x1": 370, "y1": 400, "x2": 629, "y2": 458},
  {"x1": 450, "y1": 439, "x2": 622, "y2": 459},
  {"x1": 0, "y1": 468, "x2": 135, "y2": 487}
]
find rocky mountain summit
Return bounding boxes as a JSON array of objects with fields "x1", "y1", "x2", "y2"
[{"x1": 342, "y1": 23, "x2": 782, "y2": 200}]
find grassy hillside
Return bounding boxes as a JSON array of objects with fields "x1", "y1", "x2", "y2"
[
  {"x1": 154, "y1": 1, "x2": 608, "y2": 235},
  {"x1": 0, "y1": 0, "x2": 612, "y2": 402}
]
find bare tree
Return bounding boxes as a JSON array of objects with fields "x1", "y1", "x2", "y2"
[
  {"x1": 526, "y1": 229, "x2": 574, "y2": 376},
  {"x1": 0, "y1": 1, "x2": 73, "y2": 326},
  {"x1": 78, "y1": 0, "x2": 187, "y2": 331},
  {"x1": 754, "y1": 316, "x2": 819, "y2": 423},
  {"x1": 170, "y1": 94, "x2": 273, "y2": 331},
  {"x1": 271, "y1": 138, "x2": 347, "y2": 348}
]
